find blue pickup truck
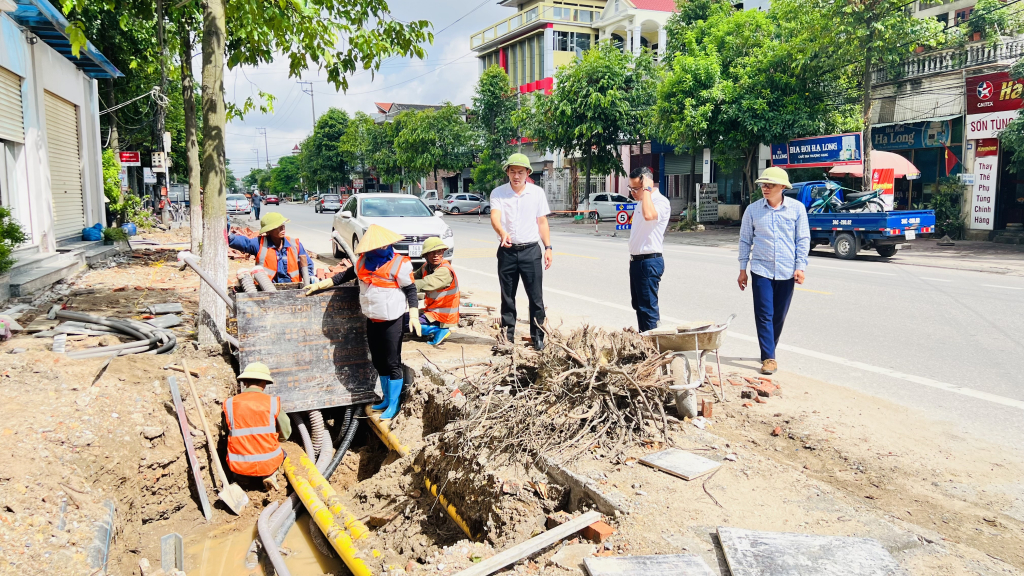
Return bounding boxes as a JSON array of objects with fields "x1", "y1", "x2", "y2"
[{"x1": 786, "y1": 181, "x2": 936, "y2": 260}]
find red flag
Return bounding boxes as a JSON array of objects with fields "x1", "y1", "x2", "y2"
[{"x1": 944, "y1": 145, "x2": 960, "y2": 176}]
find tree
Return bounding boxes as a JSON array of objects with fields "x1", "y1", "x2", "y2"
[
  {"x1": 395, "y1": 105, "x2": 474, "y2": 196},
  {"x1": 657, "y1": 6, "x2": 857, "y2": 208},
  {"x1": 339, "y1": 111, "x2": 376, "y2": 194},
  {"x1": 471, "y1": 66, "x2": 518, "y2": 196},
  {"x1": 774, "y1": 0, "x2": 942, "y2": 192},
  {"x1": 242, "y1": 168, "x2": 267, "y2": 192},
  {"x1": 526, "y1": 42, "x2": 658, "y2": 208},
  {"x1": 269, "y1": 155, "x2": 302, "y2": 197},
  {"x1": 302, "y1": 108, "x2": 351, "y2": 191},
  {"x1": 368, "y1": 118, "x2": 405, "y2": 188}
]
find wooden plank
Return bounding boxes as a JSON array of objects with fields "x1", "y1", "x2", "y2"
[
  {"x1": 453, "y1": 511, "x2": 602, "y2": 576},
  {"x1": 235, "y1": 286, "x2": 378, "y2": 412},
  {"x1": 717, "y1": 527, "x2": 902, "y2": 576},
  {"x1": 584, "y1": 554, "x2": 715, "y2": 576},
  {"x1": 640, "y1": 448, "x2": 720, "y2": 481},
  {"x1": 168, "y1": 376, "x2": 213, "y2": 522}
]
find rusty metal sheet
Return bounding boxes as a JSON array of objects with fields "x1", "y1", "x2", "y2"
[{"x1": 235, "y1": 287, "x2": 377, "y2": 412}]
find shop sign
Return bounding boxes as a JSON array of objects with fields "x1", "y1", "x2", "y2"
[
  {"x1": 143, "y1": 168, "x2": 156, "y2": 184},
  {"x1": 976, "y1": 138, "x2": 999, "y2": 157},
  {"x1": 771, "y1": 133, "x2": 861, "y2": 168},
  {"x1": 958, "y1": 173, "x2": 976, "y2": 185},
  {"x1": 118, "y1": 151, "x2": 141, "y2": 166},
  {"x1": 971, "y1": 144, "x2": 998, "y2": 231},
  {"x1": 118, "y1": 167, "x2": 128, "y2": 191},
  {"x1": 967, "y1": 72, "x2": 1024, "y2": 114},
  {"x1": 966, "y1": 110, "x2": 1018, "y2": 139},
  {"x1": 871, "y1": 168, "x2": 895, "y2": 211},
  {"x1": 872, "y1": 120, "x2": 951, "y2": 151}
]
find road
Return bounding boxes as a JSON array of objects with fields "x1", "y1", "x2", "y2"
[{"x1": 268, "y1": 201, "x2": 1024, "y2": 452}]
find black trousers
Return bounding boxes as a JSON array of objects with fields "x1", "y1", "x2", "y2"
[
  {"x1": 366, "y1": 317, "x2": 404, "y2": 380},
  {"x1": 497, "y1": 243, "x2": 546, "y2": 343}
]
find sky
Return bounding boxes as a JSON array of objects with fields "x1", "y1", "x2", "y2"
[{"x1": 219, "y1": 0, "x2": 512, "y2": 179}]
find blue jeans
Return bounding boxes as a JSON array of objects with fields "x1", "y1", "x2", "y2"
[
  {"x1": 253, "y1": 205, "x2": 261, "y2": 220},
  {"x1": 629, "y1": 256, "x2": 664, "y2": 332},
  {"x1": 751, "y1": 272, "x2": 795, "y2": 361}
]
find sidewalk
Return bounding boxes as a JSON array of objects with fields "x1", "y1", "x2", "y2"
[{"x1": 547, "y1": 218, "x2": 1024, "y2": 276}]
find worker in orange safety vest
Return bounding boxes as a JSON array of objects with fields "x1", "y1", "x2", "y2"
[
  {"x1": 228, "y1": 212, "x2": 315, "y2": 283},
  {"x1": 413, "y1": 236, "x2": 459, "y2": 347},
  {"x1": 223, "y1": 362, "x2": 292, "y2": 490},
  {"x1": 304, "y1": 224, "x2": 420, "y2": 421}
]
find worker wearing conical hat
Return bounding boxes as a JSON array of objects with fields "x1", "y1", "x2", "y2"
[
  {"x1": 305, "y1": 224, "x2": 420, "y2": 420},
  {"x1": 228, "y1": 213, "x2": 314, "y2": 283}
]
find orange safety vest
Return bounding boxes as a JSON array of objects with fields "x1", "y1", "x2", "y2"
[
  {"x1": 257, "y1": 236, "x2": 302, "y2": 283},
  {"x1": 223, "y1": 391, "x2": 283, "y2": 477},
  {"x1": 356, "y1": 253, "x2": 411, "y2": 289},
  {"x1": 423, "y1": 261, "x2": 460, "y2": 325}
]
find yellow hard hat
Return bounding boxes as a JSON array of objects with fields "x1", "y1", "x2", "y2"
[
  {"x1": 356, "y1": 224, "x2": 404, "y2": 254},
  {"x1": 259, "y1": 212, "x2": 289, "y2": 234},
  {"x1": 421, "y1": 237, "x2": 447, "y2": 255},
  {"x1": 755, "y1": 166, "x2": 792, "y2": 189},
  {"x1": 502, "y1": 153, "x2": 532, "y2": 171},
  {"x1": 238, "y1": 362, "x2": 274, "y2": 384}
]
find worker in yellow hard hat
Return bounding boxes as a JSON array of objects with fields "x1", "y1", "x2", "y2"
[
  {"x1": 223, "y1": 362, "x2": 291, "y2": 490},
  {"x1": 305, "y1": 224, "x2": 420, "y2": 420},
  {"x1": 413, "y1": 237, "x2": 459, "y2": 347},
  {"x1": 228, "y1": 212, "x2": 314, "y2": 283}
]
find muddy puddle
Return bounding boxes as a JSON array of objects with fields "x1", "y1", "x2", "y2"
[{"x1": 186, "y1": 520, "x2": 342, "y2": 575}]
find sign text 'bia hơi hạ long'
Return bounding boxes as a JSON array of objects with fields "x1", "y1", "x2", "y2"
[{"x1": 771, "y1": 133, "x2": 862, "y2": 169}]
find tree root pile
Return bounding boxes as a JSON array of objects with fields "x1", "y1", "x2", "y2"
[{"x1": 444, "y1": 324, "x2": 675, "y2": 468}]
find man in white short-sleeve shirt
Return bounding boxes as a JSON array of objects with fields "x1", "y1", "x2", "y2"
[
  {"x1": 489, "y1": 153, "x2": 552, "y2": 350},
  {"x1": 627, "y1": 166, "x2": 671, "y2": 332}
]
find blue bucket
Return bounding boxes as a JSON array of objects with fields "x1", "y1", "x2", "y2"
[{"x1": 121, "y1": 223, "x2": 138, "y2": 236}]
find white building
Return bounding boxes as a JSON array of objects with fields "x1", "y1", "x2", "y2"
[{"x1": 1, "y1": 0, "x2": 121, "y2": 259}]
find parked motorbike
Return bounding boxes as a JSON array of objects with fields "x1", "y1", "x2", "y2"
[{"x1": 809, "y1": 185, "x2": 885, "y2": 214}]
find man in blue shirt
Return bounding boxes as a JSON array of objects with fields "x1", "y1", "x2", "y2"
[
  {"x1": 229, "y1": 212, "x2": 315, "y2": 283},
  {"x1": 737, "y1": 167, "x2": 810, "y2": 375},
  {"x1": 251, "y1": 191, "x2": 262, "y2": 220}
]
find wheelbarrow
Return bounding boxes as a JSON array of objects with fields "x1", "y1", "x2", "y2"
[{"x1": 643, "y1": 314, "x2": 736, "y2": 418}]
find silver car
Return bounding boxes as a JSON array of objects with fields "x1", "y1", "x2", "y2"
[
  {"x1": 227, "y1": 194, "x2": 251, "y2": 216},
  {"x1": 316, "y1": 194, "x2": 342, "y2": 213},
  {"x1": 586, "y1": 193, "x2": 632, "y2": 221},
  {"x1": 443, "y1": 193, "x2": 490, "y2": 215}
]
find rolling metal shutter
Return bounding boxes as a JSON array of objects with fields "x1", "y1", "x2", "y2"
[
  {"x1": 664, "y1": 153, "x2": 695, "y2": 175},
  {"x1": 0, "y1": 67, "x2": 25, "y2": 143},
  {"x1": 44, "y1": 91, "x2": 84, "y2": 238}
]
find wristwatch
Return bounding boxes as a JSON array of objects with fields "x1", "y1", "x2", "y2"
[{"x1": 544, "y1": 245, "x2": 553, "y2": 251}]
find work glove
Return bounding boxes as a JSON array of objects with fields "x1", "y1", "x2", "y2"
[
  {"x1": 409, "y1": 307, "x2": 422, "y2": 337},
  {"x1": 304, "y1": 278, "x2": 334, "y2": 296}
]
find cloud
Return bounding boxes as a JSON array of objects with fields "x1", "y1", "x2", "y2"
[{"x1": 216, "y1": 0, "x2": 512, "y2": 177}]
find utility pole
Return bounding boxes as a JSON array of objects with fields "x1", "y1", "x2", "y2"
[
  {"x1": 154, "y1": 0, "x2": 169, "y2": 223},
  {"x1": 257, "y1": 127, "x2": 270, "y2": 170},
  {"x1": 251, "y1": 148, "x2": 260, "y2": 188},
  {"x1": 298, "y1": 81, "x2": 318, "y2": 196}
]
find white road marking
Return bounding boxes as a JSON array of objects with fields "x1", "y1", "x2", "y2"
[
  {"x1": 983, "y1": 284, "x2": 1024, "y2": 290},
  {"x1": 813, "y1": 264, "x2": 895, "y2": 276},
  {"x1": 458, "y1": 263, "x2": 1024, "y2": 412},
  {"x1": 921, "y1": 278, "x2": 952, "y2": 282}
]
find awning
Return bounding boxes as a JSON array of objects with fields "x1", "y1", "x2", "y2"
[
  {"x1": 9, "y1": 0, "x2": 122, "y2": 79},
  {"x1": 871, "y1": 114, "x2": 961, "y2": 129},
  {"x1": 828, "y1": 150, "x2": 921, "y2": 179}
]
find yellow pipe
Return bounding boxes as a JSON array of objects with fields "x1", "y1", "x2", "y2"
[
  {"x1": 282, "y1": 456, "x2": 375, "y2": 576},
  {"x1": 424, "y1": 477, "x2": 478, "y2": 541},
  {"x1": 295, "y1": 452, "x2": 372, "y2": 540},
  {"x1": 365, "y1": 404, "x2": 410, "y2": 457}
]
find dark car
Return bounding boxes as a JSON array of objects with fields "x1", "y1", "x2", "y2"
[{"x1": 264, "y1": 194, "x2": 280, "y2": 205}]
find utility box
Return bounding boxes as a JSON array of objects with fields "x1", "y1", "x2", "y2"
[{"x1": 234, "y1": 286, "x2": 377, "y2": 412}]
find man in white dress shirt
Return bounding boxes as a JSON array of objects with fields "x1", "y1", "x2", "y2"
[
  {"x1": 627, "y1": 166, "x2": 671, "y2": 332},
  {"x1": 489, "y1": 153, "x2": 553, "y2": 350}
]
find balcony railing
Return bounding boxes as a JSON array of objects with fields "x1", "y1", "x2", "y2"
[
  {"x1": 872, "y1": 36, "x2": 1024, "y2": 84},
  {"x1": 471, "y1": 3, "x2": 600, "y2": 50}
]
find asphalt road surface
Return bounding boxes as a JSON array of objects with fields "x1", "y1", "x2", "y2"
[{"x1": 270, "y1": 201, "x2": 1024, "y2": 453}]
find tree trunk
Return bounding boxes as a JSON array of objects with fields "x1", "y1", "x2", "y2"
[
  {"x1": 741, "y1": 147, "x2": 756, "y2": 217},
  {"x1": 107, "y1": 79, "x2": 119, "y2": 152},
  {"x1": 584, "y1": 151, "x2": 592, "y2": 213},
  {"x1": 689, "y1": 151, "x2": 697, "y2": 216},
  {"x1": 434, "y1": 168, "x2": 439, "y2": 198},
  {"x1": 199, "y1": 0, "x2": 228, "y2": 346},
  {"x1": 861, "y1": 48, "x2": 874, "y2": 193},
  {"x1": 180, "y1": 26, "x2": 203, "y2": 254}
]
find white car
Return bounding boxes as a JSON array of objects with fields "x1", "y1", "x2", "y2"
[
  {"x1": 332, "y1": 193, "x2": 454, "y2": 264},
  {"x1": 419, "y1": 189, "x2": 441, "y2": 210},
  {"x1": 227, "y1": 194, "x2": 252, "y2": 216},
  {"x1": 586, "y1": 193, "x2": 632, "y2": 221}
]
